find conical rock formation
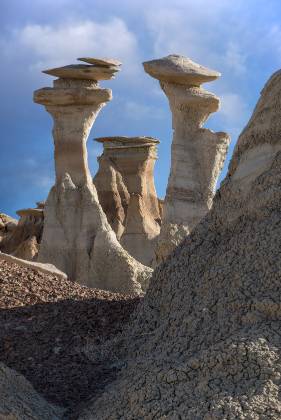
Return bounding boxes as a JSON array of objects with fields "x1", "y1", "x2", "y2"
[{"x1": 79, "y1": 70, "x2": 281, "y2": 419}]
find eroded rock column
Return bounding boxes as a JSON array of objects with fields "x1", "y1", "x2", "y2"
[
  {"x1": 94, "y1": 136, "x2": 162, "y2": 266},
  {"x1": 143, "y1": 55, "x2": 230, "y2": 264},
  {"x1": 33, "y1": 58, "x2": 152, "y2": 294}
]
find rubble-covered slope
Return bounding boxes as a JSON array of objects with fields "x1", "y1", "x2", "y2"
[{"x1": 0, "y1": 259, "x2": 139, "y2": 416}]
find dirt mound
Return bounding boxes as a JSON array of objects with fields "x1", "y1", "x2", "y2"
[
  {"x1": 78, "y1": 72, "x2": 281, "y2": 418},
  {"x1": 0, "y1": 259, "x2": 139, "y2": 415}
]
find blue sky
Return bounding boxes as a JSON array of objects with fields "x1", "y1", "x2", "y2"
[{"x1": 1, "y1": 0, "x2": 281, "y2": 217}]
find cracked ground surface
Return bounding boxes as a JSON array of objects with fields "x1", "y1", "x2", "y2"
[{"x1": 78, "y1": 71, "x2": 281, "y2": 419}]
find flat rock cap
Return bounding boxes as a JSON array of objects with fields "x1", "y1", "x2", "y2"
[
  {"x1": 78, "y1": 57, "x2": 122, "y2": 67},
  {"x1": 143, "y1": 54, "x2": 220, "y2": 86},
  {"x1": 43, "y1": 64, "x2": 119, "y2": 81},
  {"x1": 95, "y1": 136, "x2": 159, "y2": 144}
]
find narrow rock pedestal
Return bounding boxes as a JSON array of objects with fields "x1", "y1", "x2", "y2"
[
  {"x1": 34, "y1": 59, "x2": 152, "y2": 294},
  {"x1": 94, "y1": 136, "x2": 162, "y2": 266},
  {"x1": 143, "y1": 55, "x2": 230, "y2": 265}
]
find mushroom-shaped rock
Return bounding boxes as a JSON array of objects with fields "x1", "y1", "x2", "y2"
[
  {"x1": 143, "y1": 54, "x2": 220, "y2": 86},
  {"x1": 34, "y1": 60, "x2": 152, "y2": 294},
  {"x1": 143, "y1": 55, "x2": 230, "y2": 265}
]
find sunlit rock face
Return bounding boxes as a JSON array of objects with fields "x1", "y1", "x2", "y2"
[
  {"x1": 94, "y1": 136, "x2": 162, "y2": 266},
  {"x1": 0, "y1": 205, "x2": 43, "y2": 261},
  {"x1": 34, "y1": 59, "x2": 152, "y2": 295},
  {"x1": 143, "y1": 55, "x2": 230, "y2": 265},
  {"x1": 78, "y1": 70, "x2": 281, "y2": 420}
]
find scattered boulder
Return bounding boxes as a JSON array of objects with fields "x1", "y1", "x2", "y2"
[{"x1": 78, "y1": 70, "x2": 281, "y2": 419}]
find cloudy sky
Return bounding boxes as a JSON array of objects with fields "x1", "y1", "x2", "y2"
[{"x1": 1, "y1": 0, "x2": 281, "y2": 217}]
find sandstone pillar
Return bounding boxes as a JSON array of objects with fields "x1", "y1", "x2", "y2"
[
  {"x1": 143, "y1": 55, "x2": 230, "y2": 264},
  {"x1": 94, "y1": 136, "x2": 162, "y2": 265},
  {"x1": 33, "y1": 58, "x2": 152, "y2": 294}
]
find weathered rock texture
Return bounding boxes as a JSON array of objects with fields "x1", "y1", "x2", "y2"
[
  {"x1": 0, "y1": 363, "x2": 63, "y2": 419},
  {"x1": 34, "y1": 59, "x2": 152, "y2": 294},
  {"x1": 94, "y1": 136, "x2": 162, "y2": 266},
  {"x1": 0, "y1": 213, "x2": 17, "y2": 245},
  {"x1": 143, "y1": 55, "x2": 230, "y2": 265},
  {"x1": 0, "y1": 206, "x2": 43, "y2": 260},
  {"x1": 79, "y1": 70, "x2": 281, "y2": 419}
]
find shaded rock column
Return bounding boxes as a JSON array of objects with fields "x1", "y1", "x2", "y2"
[
  {"x1": 33, "y1": 59, "x2": 152, "y2": 294},
  {"x1": 94, "y1": 136, "x2": 161, "y2": 266},
  {"x1": 143, "y1": 55, "x2": 230, "y2": 264}
]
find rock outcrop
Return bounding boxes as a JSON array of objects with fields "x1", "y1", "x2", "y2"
[
  {"x1": 143, "y1": 55, "x2": 230, "y2": 265},
  {"x1": 0, "y1": 206, "x2": 43, "y2": 260},
  {"x1": 0, "y1": 363, "x2": 63, "y2": 419},
  {"x1": 94, "y1": 136, "x2": 162, "y2": 266},
  {"x1": 0, "y1": 213, "x2": 17, "y2": 246},
  {"x1": 34, "y1": 58, "x2": 152, "y2": 294},
  {"x1": 79, "y1": 70, "x2": 281, "y2": 419}
]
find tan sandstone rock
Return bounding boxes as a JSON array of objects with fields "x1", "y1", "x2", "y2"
[
  {"x1": 0, "y1": 213, "x2": 17, "y2": 246},
  {"x1": 143, "y1": 55, "x2": 230, "y2": 265},
  {"x1": 34, "y1": 60, "x2": 152, "y2": 294},
  {"x1": 78, "y1": 69, "x2": 281, "y2": 420},
  {"x1": 0, "y1": 207, "x2": 43, "y2": 261},
  {"x1": 0, "y1": 363, "x2": 63, "y2": 419},
  {"x1": 94, "y1": 136, "x2": 162, "y2": 266}
]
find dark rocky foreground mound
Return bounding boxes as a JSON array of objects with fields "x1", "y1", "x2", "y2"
[
  {"x1": 78, "y1": 72, "x2": 281, "y2": 418},
  {"x1": 0, "y1": 259, "x2": 139, "y2": 417}
]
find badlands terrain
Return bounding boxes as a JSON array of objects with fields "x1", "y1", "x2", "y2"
[{"x1": 0, "y1": 55, "x2": 281, "y2": 419}]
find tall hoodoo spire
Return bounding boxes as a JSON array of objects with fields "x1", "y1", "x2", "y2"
[
  {"x1": 143, "y1": 54, "x2": 230, "y2": 265},
  {"x1": 33, "y1": 58, "x2": 152, "y2": 294}
]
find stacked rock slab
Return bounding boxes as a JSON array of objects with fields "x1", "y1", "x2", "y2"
[
  {"x1": 34, "y1": 58, "x2": 152, "y2": 295},
  {"x1": 79, "y1": 70, "x2": 281, "y2": 419},
  {"x1": 0, "y1": 205, "x2": 43, "y2": 261},
  {"x1": 143, "y1": 55, "x2": 230, "y2": 265},
  {"x1": 94, "y1": 136, "x2": 162, "y2": 266}
]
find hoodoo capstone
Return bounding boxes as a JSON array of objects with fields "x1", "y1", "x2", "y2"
[
  {"x1": 94, "y1": 136, "x2": 162, "y2": 266},
  {"x1": 79, "y1": 70, "x2": 281, "y2": 419},
  {"x1": 34, "y1": 58, "x2": 152, "y2": 294},
  {"x1": 143, "y1": 55, "x2": 230, "y2": 265}
]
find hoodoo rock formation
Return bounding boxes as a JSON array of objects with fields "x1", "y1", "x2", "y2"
[
  {"x1": 143, "y1": 55, "x2": 230, "y2": 264},
  {"x1": 0, "y1": 213, "x2": 17, "y2": 246},
  {"x1": 34, "y1": 58, "x2": 152, "y2": 295},
  {"x1": 79, "y1": 70, "x2": 281, "y2": 419},
  {"x1": 94, "y1": 136, "x2": 162, "y2": 266},
  {"x1": 0, "y1": 204, "x2": 44, "y2": 261}
]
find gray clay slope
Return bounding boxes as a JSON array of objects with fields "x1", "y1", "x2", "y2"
[{"x1": 79, "y1": 70, "x2": 281, "y2": 419}]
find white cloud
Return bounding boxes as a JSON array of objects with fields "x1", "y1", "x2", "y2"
[{"x1": 3, "y1": 18, "x2": 140, "y2": 77}]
